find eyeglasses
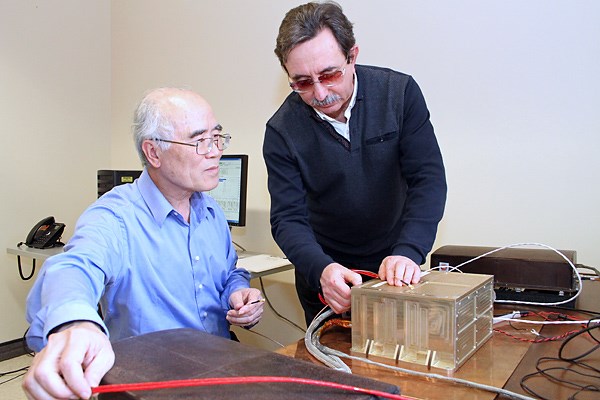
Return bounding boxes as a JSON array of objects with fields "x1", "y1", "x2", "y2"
[
  {"x1": 289, "y1": 68, "x2": 346, "y2": 93},
  {"x1": 153, "y1": 134, "x2": 231, "y2": 155}
]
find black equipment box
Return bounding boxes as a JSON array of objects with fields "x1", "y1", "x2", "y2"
[
  {"x1": 97, "y1": 170, "x2": 142, "y2": 198},
  {"x1": 430, "y1": 245, "x2": 577, "y2": 304}
]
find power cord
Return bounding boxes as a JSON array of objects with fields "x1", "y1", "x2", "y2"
[
  {"x1": 242, "y1": 328, "x2": 285, "y2": 348},
  {"x1": 232, "y1": 241, "x2": 246, "y2": 252},
  {"x1": 258, "y1": 276, "x2": 305, "y2": 333},
  {"x1": 15, "y1": 242, "x2": 35, "y2": 280},
  {"x1": 519, "y1": 318, "x2": 600, "y2": 399},
  {"x1": 0, "y1": 328, "x2": 32, "y2": 387},
  {"x1": 22, "y1": 328, "x2": 34, "y2": 357},
  {"x1": 435, "y1": 242, "x2": 584, "y2": 308},
  {"x1": 0, "y1": 365, "x2": 29, "y2": 386},
  {"x1": 305, "y1": 307, "x2": 537, "y2": 400},
  {"x1": 15, "y1": 241, "x2": 64, "y2": 281},
  {"x1": 576, "y1": 263, "x2": 600, "y2": 278},
  {"x1": 233, "y1": 241, "x2": 305, "y2": 333}
]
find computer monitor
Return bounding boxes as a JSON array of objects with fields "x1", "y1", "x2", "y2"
[{"x1": 208, "y1": 154, "x2": 248, "y2": 227}]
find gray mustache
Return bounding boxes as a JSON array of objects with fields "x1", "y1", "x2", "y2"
[{"x1": 312, "y1": 94, "x2": 341, "y2": 107}]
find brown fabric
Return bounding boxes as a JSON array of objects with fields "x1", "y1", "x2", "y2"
[{"x1": 99, "y1": 328, "x2": 399, "y2": 399}]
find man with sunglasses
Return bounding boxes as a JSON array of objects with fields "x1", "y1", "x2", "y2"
[
  {"x1": 23, "y1": 88, "x2": 264, "y2": 400},
  {"x1": 263, "y1": 1, "x2": 447, "y2": 325}
]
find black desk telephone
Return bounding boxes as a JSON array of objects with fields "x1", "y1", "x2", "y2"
[
  {"x1": 14, "y1": 216, "x2": 66, "y2": 280},
  {"x1": 25, "y1": 216, "x2": 66, "y2": 249}
]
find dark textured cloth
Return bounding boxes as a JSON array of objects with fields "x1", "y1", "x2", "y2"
[
  {"x1": 263, "y1": 64, "x2": 447, "y2": 294},
  {"x1": 100, "y1": 328, "x2": 400, "y2": 399}
]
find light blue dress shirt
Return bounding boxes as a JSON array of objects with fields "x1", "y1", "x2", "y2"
[{"x1": 25, "y1": 170, "x2": 250, "y2": 352}]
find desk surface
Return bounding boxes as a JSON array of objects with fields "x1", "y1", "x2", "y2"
[
  {"x1": 237, "y1": 251, "x2": 293, "y2": 278},
  {"x1": 6, "y1": 247, "x2": 293, "y2": 279},
  {"x1": 277, "y1": 281, "x2": 600, "y2": 400},
  {"x1": 6, "y1": 245, "x2": 64, "y2": 260}
]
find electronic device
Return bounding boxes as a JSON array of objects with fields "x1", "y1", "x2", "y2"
[
  {"x1": 25, "y1": 216, "x2": 66, "y2": 249},
  {"x1": 350, "y1": 271, "x2": 494, "y2": 371},
  {"x1": 207, "y1": 154, "x2": 248, "y2": 227},
  {"x1": 430, "y1": 245, "x2": 578, "y2": 305},
  {"x1": 97, "y1": 170, "x2": 142, "y2": 198}
]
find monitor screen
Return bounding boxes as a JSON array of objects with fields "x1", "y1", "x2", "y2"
[{"x1": 208, "y1": 154, "x2": 248, "y2": 227}]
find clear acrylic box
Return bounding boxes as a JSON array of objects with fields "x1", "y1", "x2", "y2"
[{"x1": 350, "y1": 271, "x2": 494, "y2": 371}]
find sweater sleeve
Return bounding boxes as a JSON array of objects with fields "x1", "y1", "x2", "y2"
[{"x1": 263, "y1": 124, "x2": 334, "y2": 288}]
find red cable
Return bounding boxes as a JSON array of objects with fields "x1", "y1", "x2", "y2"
[
  {"x1": 494, "y1": 327, "x2": 581, "y2": 343},
  {"x1": 319, "y1": 292, "x2": 328, "y2": 306},
  {"x1": 351, "y1": 269, "x2": 379, "y2": 279},
  {"x1": 493, "y1": 310, "x2": 585, "y2": 342},
  {"x1": 92, "y1": 375, "x2": 410, "y2": 400}
]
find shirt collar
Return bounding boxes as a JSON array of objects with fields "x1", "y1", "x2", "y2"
[
  {"x1": 137, "y1": 169, "x2": 215, "y2": 226},
  {"x1": 314, "y1": 71, "x2": 358, "y2": 124}
]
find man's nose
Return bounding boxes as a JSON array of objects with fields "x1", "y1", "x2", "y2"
[{"x1": 312, "y1": 82, "x2": 329, "y2": 101}]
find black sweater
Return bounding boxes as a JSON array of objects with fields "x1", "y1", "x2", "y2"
[{"x1": 263, "y1": 65, "x2": 447, "y2": 288}]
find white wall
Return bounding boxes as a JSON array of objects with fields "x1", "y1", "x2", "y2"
[
  {"x1": 2, "y1": 0, "x2": 598, "y2": 345},
  {"x1": 110, "y1": 0, "x2": 296, "y2": 256},
  {"x1": 111, "y1": 0, "x2": 600, "y2": 265},
  {"x1": 0, "y1": 1, "x2": 111, "y2": 343}
]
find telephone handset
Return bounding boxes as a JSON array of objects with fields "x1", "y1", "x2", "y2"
[{"x1": 25, "y1": 216, "x2": 66, "y2": 249}]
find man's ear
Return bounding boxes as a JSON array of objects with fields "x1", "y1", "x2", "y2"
[
  {"x1": 347, "y1": 45, "x2": 359, "y2": 64},
  {"x1": 142, "y1": 140, "x2": 161, "y2": 168}
]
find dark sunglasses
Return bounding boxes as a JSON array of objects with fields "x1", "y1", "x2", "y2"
[{"x1": 289, "y1": 68, "x2": 346, "y2": 93}]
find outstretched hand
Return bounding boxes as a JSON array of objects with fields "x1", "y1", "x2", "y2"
[{"x1": 22, "y1": 321, "x2": 115, "y2": 400}]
